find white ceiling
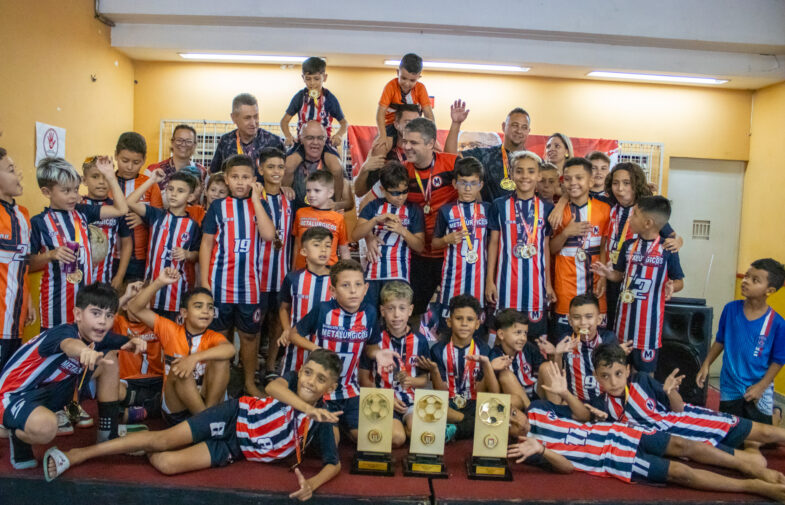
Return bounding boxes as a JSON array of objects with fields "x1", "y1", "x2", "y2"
[{"x1": 101, "y1": 0, "x2": 785, "y2": 90}]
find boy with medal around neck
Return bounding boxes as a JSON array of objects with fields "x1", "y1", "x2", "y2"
[
  {"x1": 486, "y1": 150, "x2": 555, "y2": 341},
  {"x1": 591, "y1": 196, "x2": 684, "y2": 375},
  {"x1": 432, "y1": 157, "x2": 490, "y2": 331},
  {"x1": 549, "y1": 157, "x2": 611, "y2": 339},
  {"x1": 426, "y1": 294, "x2": 503, "y2": 441},
  {"x1": 29, "y1": 157, "x2": 129, "y2": 331}
]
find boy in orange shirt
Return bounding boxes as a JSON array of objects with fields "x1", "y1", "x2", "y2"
[
  {"x1": 127, "y1": 268, "x2": 234, "y2": 425},
  {"x1": 549, "y1": 157, "x2": 611, "y2": 339},
  {"x1": 113, "y1": 132, "x2": 164, "y2": 282},
  {"x1": 376, "y1": 54, "x2": 434, "y2": 148},
  {"x1": 292, "y1": 170, "x2": 349, "y2": 270}
]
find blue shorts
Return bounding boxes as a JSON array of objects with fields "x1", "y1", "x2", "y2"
[
  {"x1": 629, "y1": 348, "x2": 660, "y2": 374},
  {"x1": 721, "y1": 416, "x2": 753, "y2": 449},
  {"x1": 210, "y1": 302, "x2": 262, "y2": 334},
  {"x1": 259, "y1": 291, "x2": 280, "y2": 313},
  {"x1": 2, "y1": 378, "x2": 78, "y2": 431},
  {"x1": 632, "y1": 430, "x2": 671, "y2": 483},
  {"x1": 187, "y1": 399, "x2": 244, "y2": 467},
  {"x1": 326, "y1": 396, "x2": 360, "y2": 430}
]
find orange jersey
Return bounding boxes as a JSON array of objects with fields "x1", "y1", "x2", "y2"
[
  {"x1": 405, "y1": 153, "x2": 458, "y2": 258},
  {"x1": 186, "y1": 204, "x2": 206, "y2": 226},
  {"x1": 116, "y1": 174, "x2": 164, "y2": 261},
  {"x1": 552, "y1": 197, "x2": 611, "y2": 315},
  {"x1": 0, "y1": 201, "x2": 30, "y2": 339},
  {"x1": 114, "y1": 314, "x2": 163, "y2": 380},
  {"x1": 379, "y1": 78, "x2": 430, "y2": 125},
  {"x1": 292, "y1": 207, "x2": 348, "y2": 270},
  {"x1": 154, "y1": 315, "x2": 228, "y2": 384}
]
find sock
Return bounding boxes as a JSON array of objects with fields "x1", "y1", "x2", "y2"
[{"x1": 97, "y1": 400, "x2": 121, "y2": 442}]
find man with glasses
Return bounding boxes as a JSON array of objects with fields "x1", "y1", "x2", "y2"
[
  {"x1": 146, "y1": 124, "x2": 207, "y2": 193},
  {"x1": 283, "y1": 121, "x2": 349, "y2": 212},
  {"x1": 444, "y1": 101, "x2": 532, "y2": 202}
]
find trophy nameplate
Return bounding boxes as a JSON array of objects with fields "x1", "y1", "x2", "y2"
[
  {"x1": 352, "y1": 388, "x2": 395, "y2": 475},
  {"x1": 466, "y1": 392, "x2": 512, "y2": 480},
  {"x1": 403, "y1": 389, "x2": 448, "y2": 478}
]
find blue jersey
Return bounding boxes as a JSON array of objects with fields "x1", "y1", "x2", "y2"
[
  {"x1": 279, "y1": 269, "x2": 332, "y2": 374},
  {"x1": 358, "y1": 198, "x2": 424, "y2": 281},
  {"x1": 433, "y1": 201, "x2": 490, "y2": 306},
  {"x1": 716, "y1": 300, "x2": 785, "y2": 410},
  {"x1": 488, "y1": 195, "x2": 553, "y2": 312},
  {"x1": 590, "y1": 373, "x2": 741, "y2": 447},
  {"x1": 562, "y1": 329, "x2": 618, "y2": 402},
  {"x1": 259, "y1": 192, "x2": 293, "y2": 292},
  {"x1": 359, "y1": 328, "x2": 429, "y2": 406},
  {"x1": 81, "y1": 197, "x2": 130, "y2": 284},
  {"x1": 285, "y1": 87, "x2": 345, "y2": 138},
  {"x1": 430, "y1": 338, "x2": 490, "y2": 401},
  {"x1": 613, "y1": 237, "x2": 684, "y2": 350},
  {"x1": 296, "y1": 300, "x2": 378, "y2": 400},
  {"x1": 489, "y1": 342, "x2": 545, "y2": 397},
  {"x1": 142, "y1": 206, "x2": 201, "y2": 312}
]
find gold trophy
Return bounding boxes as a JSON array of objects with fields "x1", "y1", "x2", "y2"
[
  {"x1": 466, "y1": 392, "x2": 512, "y2": 480},
  {"x1": 403, "y1": 389, "x2": 448, "y2": 478},
  {"x1": 352, "y1": 388, "x2": 395, "y2": 475}
]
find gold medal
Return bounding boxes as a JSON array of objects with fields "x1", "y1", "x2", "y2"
[
  {"x1": 527, "y1": 244, "x2": 538, "y2": 258},
  {"x1": 514, "y1": 243, "x2": 528, "y2": 259},
  {"x1": 453, "y1": 394, "x2": 467, "y2": 409},
  {"x1": 423, "y1": 204, "x2": 431, "y2": 214},
  {"x1": 65, "y1": 400, "x2": 81, "y2": 425},
  {"x1": 465, "y1": 250, "x2": 479, "y2": 264},
  {"x1": 304, "y1": 195, "x2": 310, "y2": 206},
  {"x1": 66, "y1": 269, "x2": 83, "y2": 284},
  {"x1": 621, "y1": 290, "x2": 635, "y2": 304},
  {"x1": 273, "y1": 236, "x2": 283, "y2": 250},
  {"x1": 500, "y1": 177, "x2": 515, "y2": 191},
  {"x1": 576, "y1": 250, "x2": 587, "y2": 262},
  {"x1": 610, "y1": 250, "x2": 620, "y2": 264},
  {"x1": 308, "y1": 88, "x2": 320, "y2": 102}
]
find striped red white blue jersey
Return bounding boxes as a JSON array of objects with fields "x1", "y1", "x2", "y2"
[
  {"x1": 360, "y1": 329, "x2": 429, "y2": 406},
  {"x1": 202, "y1": 197, "x2": 262, "y2": 304},
  {"x1": 31, "y1": 205, "x2": 101, "y2": 329},
  {"x1": 526, "y1": 400, "x2": 651, "y2": 482},
  {"x1": 562, "y1": 329, "x2": 618, "y2": 402},
  {"x1": 279, "y1": 269, "x2": 332, "y2": 373},
  {"x1": 591, "y1": 373, "x2": 741, "y2": 447},
  {"x1": 430, "y1": 338, "x2": 490, "y2": 401},
  {"x1": 489, "y1": 342, "x2": 545, "y2": 397},
  {"x1": 142, "y1": 206, "x2": 201, "y2": 312},
  {"x1": 613, "y1": 238, "x2": 685, "y2": 350},
  {"x1": 0, "y1": 200, "x2": 31, "y2": 340},
  {"x1": 433, "y1": 201, "x2": 490, "y2": 306},
  {"x1": 358, "y1": 198, "x2": 424, "y2": 281},
  {"x1": 284, "y1": 88, "x2": 345, "y2": 138},
  {"x1": 295, "y1": 300, "x2": 377, "y2": 400},
  {"x1": 81, "y1": 197, "x2": 130, "y2": 283},
  {"x1": 259, "y1": 192, "x2": 293, "y2": 292},
  {"x1": 488, "y1": 195, "x2": 553, "y2": 312},
  {"x1": 0, "y1": 324, "x2": 126, "y2": 419}
]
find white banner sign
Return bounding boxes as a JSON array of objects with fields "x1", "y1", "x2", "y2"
[{"x1": 35, "y1": 122, "x2": 66, "y2": 165}]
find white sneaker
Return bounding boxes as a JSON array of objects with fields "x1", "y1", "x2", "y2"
[
  {"x1": 55, "y1": 410, "x2": 73, "y2": 436},
  {"x1": 76, "y1": 405, "x2": 93, "y2": 428}
]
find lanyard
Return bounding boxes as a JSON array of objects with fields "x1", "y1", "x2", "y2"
[
  {"x1": 514, "y1": 197, "x2": 539, "y2": 246},
  {"x1": 51, "y1": 210, "x2": 82, "y2": 244},
  {"x1": 382, "y1": 331, "x2": 415, "y2": 392},
  {"x1": 292, "y1": 414, "x2": 311, "y2": 468},
  {"x1": 623, "y1": 237, "x2": 661, "y2": 291},
  {"x1": 500, "y1": 145, "x2": 509, "y2": 180},
  {"x1": 236, "y1": 133, "x2": 243, "y2": 155},
  {"x1": 456, "y1": 202, "x2": 479, "y2": 252},
  {"x1": 413, "y1": 159, "x2": 435, "y2": 204},
  {"x1": 445, "y1": 340, "x2": 477, "y2": 399},
  {"x1": 613, "y1": 206, "x2": 632, "y2": 255}
]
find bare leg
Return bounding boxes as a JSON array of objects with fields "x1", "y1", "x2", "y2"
[
  {"x1": 165, "y1": 373, "x2": 205, "y2": 415},
  {"x1": 94, "y1": 351, "x2": 120, "y2": 402},
  {"x1": 747, "y1": 421, "x2": 785, "y2": 446},
  {"x1": 499, "y1": 369, "x2": 529, "y2": 410},
  {"x1": 202, "y1": 359, "x2": 230, "y2": 406},
  {"x1": 16, "y1": 407, "x2": 57, "y2": 445},
  {"x1": 147, "y1": 442, "x2": 214, "y2": 475},
  {"x1": 263, "y1": 311, "x2": 282, "y2": 373},
  {"x1": 667, "y1": 460, "x2": 785, "y2": 501},
  {"x1": 238, "y1": 329, "x2": 263, "y2": 397},
  {"x1": 391, "y1": 419, "x2": 406, "y2": 448}
]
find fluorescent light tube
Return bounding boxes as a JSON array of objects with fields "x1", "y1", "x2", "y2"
[
  {"x1": 179, "y1": 53, "x2": 309, "y2": 63},
  {"x1": 587, "y1": 71, "x2": 727, "y2": 85},
  {"x1": 384, "y1": 60, "x2": 528, "y2": 73}
]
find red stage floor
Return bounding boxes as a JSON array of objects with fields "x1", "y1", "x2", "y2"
[{"x1": 1, "y1": 388, "x2": 782, "y2": 505}]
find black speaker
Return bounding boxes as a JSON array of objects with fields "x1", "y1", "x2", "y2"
[{"x1": 654, "y1": 297, "x2": 713, "y2": 406}]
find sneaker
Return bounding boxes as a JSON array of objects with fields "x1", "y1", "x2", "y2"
[
  {"x1": 445, "y1": 423, "x2": 458, "y2": 443},
  {"x1": 126, "y1": 406, "x2": 147, "y2": 424},
  {"x1": 76, "y1": 405, "x2": 93, "y2": 428},
  {"x1": 55, "y1": 410, "x2": 74, "y2": 436}
]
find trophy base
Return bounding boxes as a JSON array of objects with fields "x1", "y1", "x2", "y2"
[
  {"x1": 466, "y1": 456, "x2": 512, "y2": 480},
  {"x1": 403, "y1": 453, "x2": 448, "y2": 478},
  {"x1": 351, "y1": 451, "x2": 395, "y2": 476}
]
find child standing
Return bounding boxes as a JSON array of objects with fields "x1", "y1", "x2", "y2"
[
  {"x1": 586, "y1": 151, "x2": 611, "y2": 202},
  {"x1": 698, "y1": 259, "x2": 785, "y2": 424},
  {"x1": 486, "y1": 151, "x2": 555, "y2": 340},
  {"x1": 291, "y1": 170, "x2": 350, "y2": 270},
  {"x1": 29, "y1": 157, "x2": 128, "y2": 330},
  {"x1": 592, "y1": 196, "x2": 684, "y2": 374},
  {"x1": 352, "y1": 161, "x2": 425, "y2": 308},
  {"x1": 376, "y1": 54, "x2": 435, "y2": 146}
]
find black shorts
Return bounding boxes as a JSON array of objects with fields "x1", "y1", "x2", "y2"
[
  {"x1": 121, "y1": 377, "x2": 163, "y2": 409},
  {"x1": 410, "y1": 254, "x2": 444, "y2": 314},
  {"x1": 326, "y1": 396, "x2": 360, "y2": 431},
  {"x1": 631, "y1": 430, "x2": 671, "y2": 483},
  {"x1": 2, "y1": 378, "x2": 78, "y2": 431},
  {"x1": 187, "y1": 399, "x2": 244, "y2": 467},
  {"x1": 549, "y1": 313, "x2": 572, "y2": 343},
  {"x1": 153, "y1": 308, "x2": 181, "y2": 324},
  {"x1": 721, "y1": 416, "x2": 754, "y2": 449},
  {"x1": 605, "y1": 280, "x2": 622, "y2": 329},
  {"x1": 259, "y1": 291, "x2": 280, "y2": 313},
  {"x1": 449, "y1": 398, "x2": 476, "y2": 440},
  {"x1": 210, "y1": 302, "x2": 262, "y2": 334},
  {"x1": 122, "y1": 258, "x2": 146, "y2": 282},
  {"x1": 719, "y1": 398, "x2": 773, "y2": 425},
  {"x1": 0, "y1": 338, "x2": 21, "y2": 372},
  {"x1": 629, "y1": 348, "x2": 660, "y2": 374}
]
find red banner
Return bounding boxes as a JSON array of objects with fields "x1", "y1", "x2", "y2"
[{"x1": 348, "y1": 125, "x2": 618, "y2": 178}]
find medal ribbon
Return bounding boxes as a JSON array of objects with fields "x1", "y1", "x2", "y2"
[
  {"x1": 515, "y1": 197, "x2": 539, "y2": 247},
  {"x1": 613, "y1": 206, "x2": 632, "y2": 258},
  {"x1": 623, "y1": 237, "x2": 661, "y2": 292},
  {"x1": 456, "y1": 202, "x2": 479, "y2": 253},
  {"x1": 381, "y1": 331, "x2": 416, "y2": 398},
  {"x1": 500, "y1": 145, "x2": 509, "y2": 181},
  {"x1": 413, "y1": 160, "x2": 435, "y2": 206},
  {"x1": 578, "y1": 198, "x2": 592, "y2": 252},
  {"x1": 445, "y1": 340, "x2": 478, "y2": 399},
  {"x1": 292, "y1": 414, "x2": 311, "y2": 468},
  {"x1": 236, "y1": 133, "x2": 243, "y2": 155}
]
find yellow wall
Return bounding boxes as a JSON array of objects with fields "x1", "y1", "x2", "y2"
[
  {"x1": 0, "y1": 0, "x2": 135, "y2": 338},
  {"x1": 133, "y1": 62, "x2": 753, "y2": 194},
  {"x1": 736, "y1": 81, "x2": 785, "y2": 393}
]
